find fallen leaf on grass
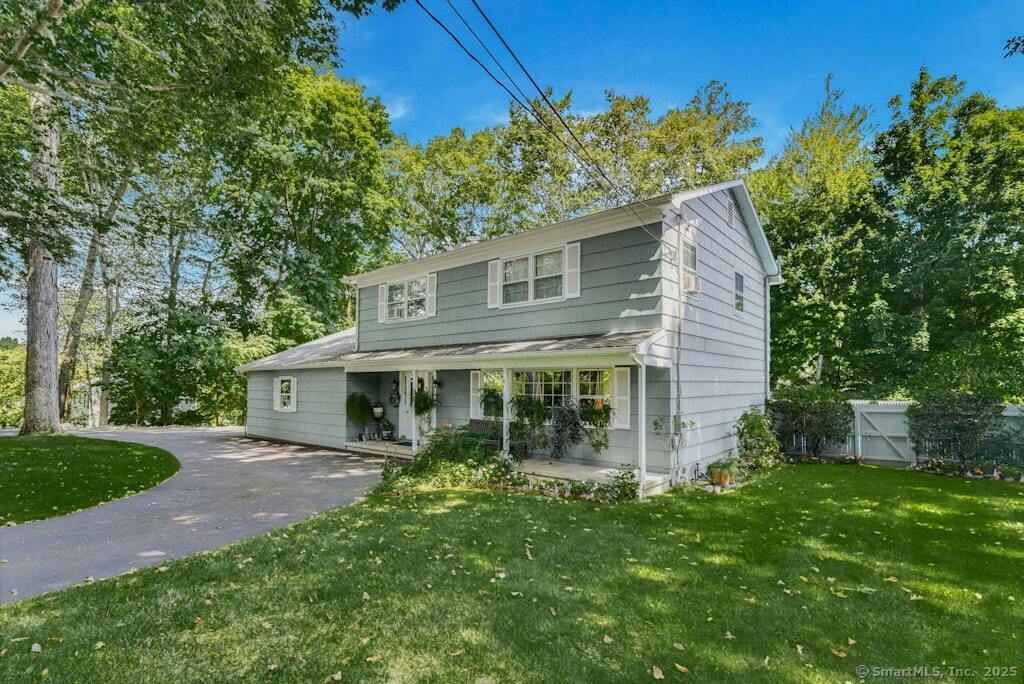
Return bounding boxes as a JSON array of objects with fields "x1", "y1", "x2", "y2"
[
  {"x1": 449, "y1": 649, "x2": 464, "y2": 657},
  {"x1": 652, "y1": 665, "x2": 664, "y2": 679},
  {"x1": 796, "y1": 644, "x2": 804, "y2": 656},
  {"x1": 674, "y1": 663, "x2": 688, "y2": 673},
  {"x1": 848, "y1": 638, "x2": 857, "y2": 646},
  {"x1": 673, "y1": 642, "x2": 684, "y2": 651},
  {"x1": 31, "y1": 643, "x2": 41, "y2": 653},
  {"x1": 325, "y1": 672, "x2": 342, "y2": 682},
  {"x1": 831, "y1": 648, "x2": 847, "y2": 658},
  {"x1": 366, "y1": 655, "x2": 381, "y2": 663},
  {"x1": 884, "y1": 576, "x2": 898, "y2": 582},
  {"x1": 724, "y1": 631, "x2": 735, "y2": 640},
  {"x1": 602, "y1": 635, "x2": 613, "y2": 644},
  {"x1": 362, "y1": 592, "x2": 370, "y2": 600},
  {"x1": 94, "y1": 641, "x2": 105, "y2": 650}
]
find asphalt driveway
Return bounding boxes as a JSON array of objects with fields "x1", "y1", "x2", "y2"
[{"x1": 0, "y1": 427, "x2": 381, "y2": 603}]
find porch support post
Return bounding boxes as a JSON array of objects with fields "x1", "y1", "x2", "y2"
[
  {"x1": 637, "y1": 361, "x2": 647, "y2": 499},
  {"x1": 502, "y1": 367, "x2": 511, "y2": 456},
  {"x1": 411, "y1": 368, "x2": 418, "y2": 454}
]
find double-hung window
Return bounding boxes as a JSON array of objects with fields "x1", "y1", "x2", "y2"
[
  {"x1": 386, "y1": 276, "x2": 427, "y2": 322},
  {"x1": 274, "y1": 376, "x2": 296, "y2": 412},
  {"x1": 577, "y1": 369, "x2": 612, "y2": 411},
  {"x1": 501, "y1": 248, "x2": 563, "y2": 306},
  {"x1": 678, "y1": 221, "x2": 699, "y2": 294}
]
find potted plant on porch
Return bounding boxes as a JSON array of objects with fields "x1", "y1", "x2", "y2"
[{"x1": 346, "y1": 392, "x2": 373, "y2": 441}]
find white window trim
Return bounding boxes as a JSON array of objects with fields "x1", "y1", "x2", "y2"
[
  {"x1": 678, "y1": 220, "x2": 700, "y2": 298},
  {"x1": 498, "y1": 246, "x2": 568, "y2": 309},
  {"x1": 504, "y1": 367, "x2": 617, "y2": 429},
  {"x1": 274, "y1": 376, "x2": 297, "y2": 413},
  {"x1": 734, "y1": 271, "x2": 745, "y2": 316},
  {"x1": 384, "y1": 275, "x2": 430, "y2": 323}
]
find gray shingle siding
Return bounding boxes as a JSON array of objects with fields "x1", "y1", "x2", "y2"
[
  {"x1": 246, "y1": 369, "x2": 347, "y2": 448},
  {"x1": 357, "y1": 224, "x2": 665, "y2": 351}
]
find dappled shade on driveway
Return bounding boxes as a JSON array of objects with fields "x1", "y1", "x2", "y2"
[{"x1": 0, "y1": 427, "x2": 380, "y2": 602}]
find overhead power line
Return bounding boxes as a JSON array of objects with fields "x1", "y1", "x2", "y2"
[{"x1": 411, "y1": 0, "x2": 684, "y2": 255}]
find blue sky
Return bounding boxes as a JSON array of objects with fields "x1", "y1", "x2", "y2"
[
  {"x1": 1, "y1": 0, "x2": 1020, "y2": 340},
  {"x1": 338, "y1": 0, "x2": 1022, "y2": 155}
]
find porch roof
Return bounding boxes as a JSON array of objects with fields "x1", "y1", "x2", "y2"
[{"x1": 238, "y1": 328, "x2": 661, "y2": 373}]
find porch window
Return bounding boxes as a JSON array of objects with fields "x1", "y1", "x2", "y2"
[
  {"x1": 274, "y1": 376, "x2": 296, "y2": 412},
  {"x1": 512, "y1": 370, "x2": 571, "y2": 409},
  {"x1": 500, "y1": 247, "x2": 564, "y2": 306},
  {"x1": 577, "y1": 369, "x2": 611, "y2": 411},
  {"x1": 387, "y1": 276, "x2": 428, "y2": 322}
]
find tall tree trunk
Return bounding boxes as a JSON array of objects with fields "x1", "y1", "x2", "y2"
[
  {"x1": 21, "y1": 90, "x2": 61, "y2": 434},
  {"x1": 57, "y1": 228, "x2": 100, "y2": 418},
  {"x1": 57, "y1": 175, "x2": 131, "y2": 418},
  {"x1": 98, "y1": 238, "x2": 118, "y2": 426}
]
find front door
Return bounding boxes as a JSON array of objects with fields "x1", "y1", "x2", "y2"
[{"x1": 398, "y1": 370, "x2": 436, "y2": 439}]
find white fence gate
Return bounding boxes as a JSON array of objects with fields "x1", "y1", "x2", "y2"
[{"x1": 793, "y1": 401, "x2": 1023, "y2": 465}]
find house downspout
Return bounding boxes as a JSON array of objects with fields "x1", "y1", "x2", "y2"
[{"x1": 764, "y1": 256, "x2": 783, "y2": 404}]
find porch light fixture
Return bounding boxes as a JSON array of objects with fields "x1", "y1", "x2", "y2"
[
  {"x1": 432, "y1": 378, "x2": 442, "y2": 391},
  {"x1": 372, "y1": 402, "x2": 385, "y2": 419}
]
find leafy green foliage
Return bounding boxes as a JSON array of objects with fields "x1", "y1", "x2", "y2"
[
  {"x1": 0, "y1": 435, "x2": 179, "y2": 524},
  {"x1": 733, "y1": 409, "x2": 783, "y2": 470},
  {"x1": 548, "y1": 401, "x2": 587, "y2": 460},
  {"x1": 346, "y1": 393, "x2": 374, "y2": 431},
  {"x1": 509, "y1": 395, "x2": 549, "y2": 458},
  {"x1": 412, "y1": 387, "x2": 437, "y2": 417},
  {"x1": 0, "y1": 343, "x2": 25, "y2": 427},
  {"x1": 768, "y1": 385, "x2": 854, "y2": 457},
  {"x1": 479, "y1": 385, "x2": 504, "y2": 423},
  {"x1": 706, "y1": 458, "x2": 743, "y2": 485},
  {"x1": 907, "y1": 391, "x2": 1005, "y2": 467},
  {"x1": 378, "y1": 427, "x2": 511, "y2": 493}
]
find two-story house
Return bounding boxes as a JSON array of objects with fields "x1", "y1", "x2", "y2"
[{"x1": 239, "y1": 179, "x2": 782, "y2": 496}]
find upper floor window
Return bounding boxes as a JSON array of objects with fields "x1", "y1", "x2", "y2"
[
  {"x1": 734, "y1": 272, "x2": 745, "y2": 313},
  {"x1": 488, "y1": 243, "x2": 580, "y2": 309},
  {"x1": 678, "y1": 221, "x2": 699, "y2": 294},
  {"x1": 502, "y1": 248, "x2": 563, "y2": 305},
  {"x1": 387, "y1": 276, "x2": 427, "y2": 322}
]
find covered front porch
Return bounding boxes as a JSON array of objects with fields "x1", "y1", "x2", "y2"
[
  {"x1": 344, "y1": 439, "x2": 672, "y2": 496},
  {"x1": 338, "y1": 329, "x2": 675, "y2": 498}
]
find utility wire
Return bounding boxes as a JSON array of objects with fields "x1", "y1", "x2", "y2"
[
  {"x1": 414, "y1": 0, "x2": 679, "y2": 258},
  {"x1": 467, "y1": 0, "x2": 677, "y2": 225}
]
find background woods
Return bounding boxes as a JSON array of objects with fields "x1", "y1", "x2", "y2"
[{"x1": 1, "y1": 1, "x2": 1021, "y2": 429}]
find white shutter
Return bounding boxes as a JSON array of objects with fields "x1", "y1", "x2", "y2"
[
  {"x1": 565, "y1": 242, "x2": 581, "y2": 298},
  {"x1": 426, "y1": 273, "x2": 437, "y2": 317},
  {"x1": 487, "y1": 260, "x2": 500, "y2": 308},
  {"x1": 289, "y1": 377, "x2": 297, "y2": 412},
  {"x1": 378, "y1": 284, "x2": 387, "y2": 323},
  {"x1": 273, "y1": 377, "x2": 281, "y2": 411},
  {"x1": 469, "y1": 370, "x2": 482, "y2": 419},
  {"x1": 613, "y1": 367, "x2": 631, "y2": 429}
]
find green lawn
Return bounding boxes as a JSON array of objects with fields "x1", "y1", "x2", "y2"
[
  {"x1": 1, "y1": 465, "x2": 1022, "y2": 682},
  {"x1": 0, "y1": 435, "x2": 180, "y2": 524}
]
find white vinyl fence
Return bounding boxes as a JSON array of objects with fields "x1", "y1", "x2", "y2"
[{"x1": 787, "y1": 401, "x2": 1024, "y2": 465}]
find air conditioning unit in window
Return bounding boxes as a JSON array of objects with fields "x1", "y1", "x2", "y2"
[{"x1": 680, "y1": 273, "x2": 700, "y2": 294}]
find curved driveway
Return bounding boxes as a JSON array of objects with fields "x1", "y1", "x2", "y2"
[{"x1": 0, "y1": 428, "x2": 381, "y2": 603}]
